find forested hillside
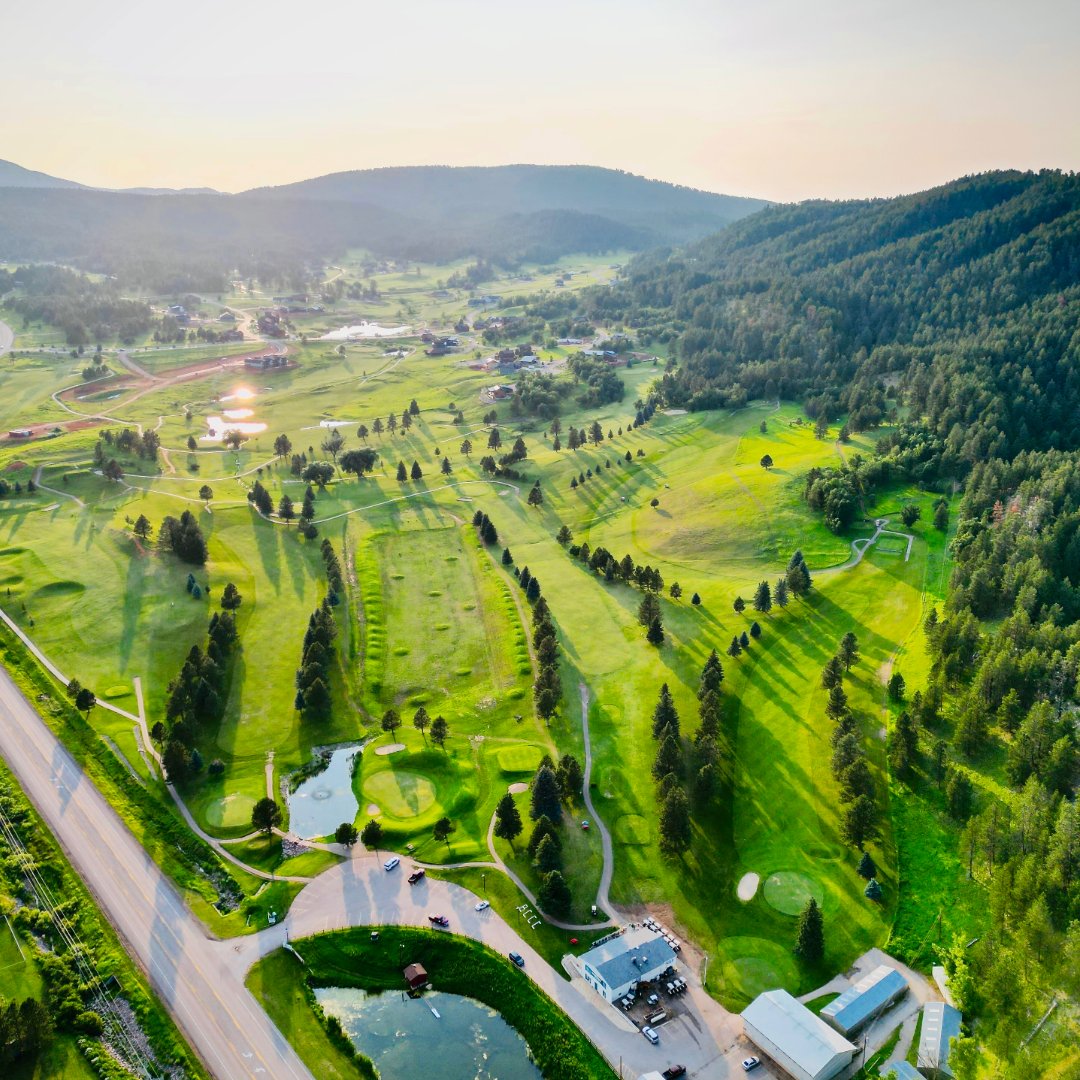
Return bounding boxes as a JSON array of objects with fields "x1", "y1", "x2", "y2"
[{"x1": 585, "y1": 170, "x2": 1080, "y2": 467}]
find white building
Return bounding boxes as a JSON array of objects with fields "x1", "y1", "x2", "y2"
[
  {"x1": 742, "y1": 989, "x2": 858, "y2": 1080},
  {"x1": 579, "y1": 927, "x2": 676, "y2": 1003}
]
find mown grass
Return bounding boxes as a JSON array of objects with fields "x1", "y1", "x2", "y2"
[{"x1": 249, "y1": 926, "x2": 616, "y2": 1080}]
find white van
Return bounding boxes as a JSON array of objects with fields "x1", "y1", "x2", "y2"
[
  {"x1": 642, "y1": 1026, "x2": 660, "y2": 1045},
  {"x1": 384, "y1": 856, "x2": 400, "y2": 871}
]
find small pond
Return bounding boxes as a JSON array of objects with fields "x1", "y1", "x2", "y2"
[
  {"x1": 287, "y1": 747, "x2": 360, "y2": 839},
  {"x1": 315, "y1": 987, "x2": 541, "y2": 1080}
]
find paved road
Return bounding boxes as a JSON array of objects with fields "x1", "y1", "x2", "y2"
[
  {"x1": 0, "y1": 665, "x2": 313, "y2": 1080},
  {"x1": 0, "y1": 318, "x2": 12, "y2": 357},
  {"x1": 579, "y1": 681, "x2": 616, "y2": 915}
]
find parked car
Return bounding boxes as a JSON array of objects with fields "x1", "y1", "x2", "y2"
[
  {"x1": 475, "y1": 900, "x2": 490, "y2": 911},
  {"x1": 742, "y1": 1057, "x2": 761, "y2": 1072},
  {"x1": 408, "y1": 869, "x2": 425, "y2": 884},
  {"x1": 508, "y1": 952, "x2": 525, "y2": 967},
  {"x1": 662, "y1": 1068, "x2": 686, "y2": 1080},
  {"x1": 384, "y1": 856, "x2": 400, "y2": 871},
  {"x1": 428, "y1": 914, "x2": 449, "y2": 927},
  {"x1": 642, "y1": 1026, "x2": 660, "y2": 1045}
]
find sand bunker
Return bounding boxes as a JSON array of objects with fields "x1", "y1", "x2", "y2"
[
  {"x1": 366, "y1": 804, "x2": 380, "y2": 816},
  {"x1": 737, "y1": 872, "x2": 760, "y2": 902},
  {"x1": 374, "y1": 742, "x2": 406, "y2": 756},
  {"x1": 508, "y1": 782, "x2": 528, "y2": 794}
]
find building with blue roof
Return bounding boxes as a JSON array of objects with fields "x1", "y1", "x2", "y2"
[
  {"x1": 917, "y1": 1001, "x2": 963, "y2": 1078},
  {"x1": 580, "y1": 927, "x2": 676, "y2": 1003},
  {"x1": 821, "y1": 964, "x2": 908, "y2": 1037}
]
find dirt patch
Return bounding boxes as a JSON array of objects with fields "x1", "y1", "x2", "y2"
[
  {"x1": 877, "y1": 659, "x2": 893, "y2": 686},
  {"x1": 374, "y1": 742, "x2": 406, "y2": 756},
  {"x1": 4, "y1": 460, "x2": 29, "y2": 471}
]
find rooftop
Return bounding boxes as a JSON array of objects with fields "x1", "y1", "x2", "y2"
[
  {"x1": 884, "y1": 1064, "x2": 925, "y2": 1079},
  {"x1": 743, "y1": 989, "x2": 856, "y2": 1075},
  {"x1": 581, "y1": 927, "x2": 675, "y2": 989},
  {"x1": 918, "y1": 1001, "x2": 962, "y2": 1075},
  {"x1": 821, "y1": 964, "x2": 907, "y2": 1033}
]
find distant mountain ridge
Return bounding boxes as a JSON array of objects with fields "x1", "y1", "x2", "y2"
[
  {"x1": 0, "y1": 158, "x2": 86, "y2": 190},
  {"x1": 0, "y1": 159, "x2": 768, "y2": 274}
]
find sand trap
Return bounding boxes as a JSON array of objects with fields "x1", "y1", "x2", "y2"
[
  {"x1": 508, "y1": 782, "x2": 528, "y2": 794},
  {"x1": 737, "y1": 872, "x2": 760, "y2": 902},
  {"x1": 375, "y1": 742, "x2": 406, "y2": 756},
  {"x1": 366, "y1": 804, "x2": 380, "y2": 816},
  {"x1": 663, "y1": 408, "x2": 688, "y2": 416}
]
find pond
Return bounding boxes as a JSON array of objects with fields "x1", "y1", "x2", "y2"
[
  {"x1": 320, "y1": 321, "x2": 412, "y2": 340},
  {"x1": 315, "y1": 987, "x2": 541, "y2": 1080},
  {"x1": 287, "y1": 746, "x2": 360, "y2": 839}
]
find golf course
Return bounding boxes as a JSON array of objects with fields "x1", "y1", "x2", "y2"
[{"x1": 0, "y1": 252, "x2": 954, "y2": 1013}]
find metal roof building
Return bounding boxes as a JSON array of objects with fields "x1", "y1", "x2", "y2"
[
  {"x1": 917, "y1": 1002, "x2": 962, "y2": 1078},
  {"x1": 580, "y1": 927, "x2": 676, "y2": 1003},
  {"x1": 884, "y1": 1064, "x2": 925, "y2": 1080},
  {"x1": 742, "y1": 989, "x2": 858, "y2": 1080},
  {"x1": 821, "y1": 964, "x2": 908, "y2": 1036}
]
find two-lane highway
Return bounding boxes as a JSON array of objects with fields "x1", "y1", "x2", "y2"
[{"x1": 0, "y1": 665, "x2": 313, "y2": 1079}]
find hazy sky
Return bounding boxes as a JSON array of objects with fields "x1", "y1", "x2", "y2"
[{"x1": 3, "y1": 0, "x2": 1078, "y2": 201}]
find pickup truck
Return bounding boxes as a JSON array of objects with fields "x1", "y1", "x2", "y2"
[
  {"x1": 408, "y1": 869, "x2": 426, "y2": 885},
  {"x1": 428, "y1": 914, "x2": 449, "y2": 927}
]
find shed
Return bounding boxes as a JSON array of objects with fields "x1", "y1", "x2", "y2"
[
  {"x1": 917, "y1": 1001, "x2": 962, "y2": 1078},
  {"x1": 742, "y1": 989, "x2": 857, "y2": 1080},
  {"x1": 821, "y1": 965, "x2": 908, "y2": 1036},
  {"x1": 403, "y1": 963, "x2": 428, "y2": 990}
]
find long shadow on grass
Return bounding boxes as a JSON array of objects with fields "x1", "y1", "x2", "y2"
[{"x1": 250, "y1": 513, "x2": 283, "y2": 594}]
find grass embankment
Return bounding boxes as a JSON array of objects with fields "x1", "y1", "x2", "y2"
[
  {"x1": 248, "y1": 926, "x2": 616, "y2": 1080},
  {"x1": 0, "y1": 759, "x2": 206, "y2": 1080}
]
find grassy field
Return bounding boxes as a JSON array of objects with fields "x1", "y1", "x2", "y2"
[
  {"x1": 247, "y1": 926, "x2": 616, "y2": 1080},
  {"x1": 0, "y1": 256, "x2": 957, "y2": 1017}
]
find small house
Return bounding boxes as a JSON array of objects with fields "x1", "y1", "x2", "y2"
[
  {"x1": 403, "y1": 963, "x2": 428, "y2": 990},
  {"x1": 8, "y1": 428, "x2": 34, "y2": 439}
]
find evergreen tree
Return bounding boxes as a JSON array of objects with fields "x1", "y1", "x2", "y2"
[
  {"x1": 534, "y1": 832, "x2": 562, "y2": 874},
  {"x1": 753, "y1": 580, "x2": 772, "y2": 613},
  {"x1": 653, "y1": 733, "x2": 682, "y2": 780},
  {"x1": 647, "y1": 616, "x2": 665, "y2": 645},
  {"x1": 659, "y1": 786, "x2": 691, "y2": 854},
  {"x1": 556, "y1": 754, "x2": 584, "y2": 801},
  {"x1": 838, "y1": 632, "x2": 860, "y2": 671},
  {"x1": 821, "y1": 656, "x2": 844, "y2": 689},
  {"x1": 727, "y1": 635, "x2": 742, "y2": 658},
  {"x1": 652, "y1": 683, "x2": 680, "y2": 739},
  {"x1": 360, "y1": 819, "x2": 384, "y2": 850},
  {"x1": 410, "y1": 460, "x2": 422, "y2": 480},
  {"x1": 794, "y1": 897, "x2": 825, "y2": 963},
  {"x1": 857, "y1": 851, "x2": 877, "y2": 879},
  {"x1": 530, "y1": 765, "x2": 563, "y2": 822},
  {"x1": 430, "y1": 714, "x2": 449, "y2": 749},
  {"x1": 278, "y1": 494, "x2": 295, "y2": 523},
  {"x1": 750, "y1": 621, "x2": 762, "y2": 638},
  {"x1": 252, "y1": 797, "x2": 282, "y2": 835},
  {"x1": 864, "y1": 877, "x2": 883, "y2": 901},
  {"x1": 774, "y1": 577, "x2": 789, "y2": 607},
  {"x1": 637, "y1": 591, "x2": 661, "y2": 627},
  {"x1": 733, "y1": 596, "x2": 746, "y2": 614},
  {"x1": 494, "y1": 792, "x2": 523, "y2": 850},
  {"x1": 840, "y1": 794, "x2": 878, "y2": 849},
  {"x1": 528, "y1": 815, "x2": 561, "y2": 858},
  {"x1": 825, "y1": 683, "x2": 849, "y2": 720},
  {"x1": 412, "y1": 706, "x2": 430, "y2": 740},
  {"x1": 538, "y1": 870, "x2": 572, "y2": 918},
  {"x1": 396, "y1": 461, "x2": 407, "y2": 482}
]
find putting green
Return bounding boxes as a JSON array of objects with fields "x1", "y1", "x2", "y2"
[
  {"x1": 363, "y1": 770, "x2": 437, "y2": 818},
  {"x1": 496, "y1": 744, "x2": 543, "y2": 774},
  {"x1": 763, "y1": 871, "x2": 824, "y2": 916},
  {"x1": 614, "y1": 814, "x2": 649, "y2": 845},
  {"x1": 717, "y1": 936, "x2": 799, "y2": 1004},
  {"x1": 205, "y1": 793, "x2": 256, "y2": 828}
]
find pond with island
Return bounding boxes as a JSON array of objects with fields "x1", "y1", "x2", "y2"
[{"x1": 315, "y1": 986, "x2": 541, "y2": 1080}]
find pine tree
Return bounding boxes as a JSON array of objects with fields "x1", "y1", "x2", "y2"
[
  {"x1": 652, "y1": 683, "x2": 680, "y2": 739},
  {"x1": 653, "y1": 734, "x2": 682, "y2": 780},
  {"x1": 857, "y1": 851, "x2": 877, "y2": 879},
  {"x1": 534, "y1": 832, "x2": 562, "y2": 873},
  {"x1": 530, "y1": 765, "x2": 563, "y2": 822},
  {"x1": 727, "y1": 635, "x2": 742, "y2": 658},
  {"x1": 659, "y1": 786, "x2": 691, "y2": 854},
  {"x1": 794, "y1": 898, "x2": 825, "y2": 963},
  {"x1": 825, "y1": 683, "x2": 849, "y2": 721},
  {"x1": 774, "y1": 577, "x2": 789, "y2": 607},
  {"x1": 410, "y1": 460, "x2": 422, "y2": 480},
  {"x1": 647, "y1": 616, "x2": 665, "y2": 645},
  {"x1": 733, "y1": 596, "x2": 746, "y2": 614},
  {"x1": 396, "y1": 461, "x2": 407, "y2": 482},
  {"x1": 753, "y1": 580, "x2": 772, "y2": 613},
  {"x1": 638, "y1": 591, "x2": 660, "y2": 627},
  {"x1": 821, "y1": 656, "x2": 844, "y2": 689},
  {"x1": 494, "y1": 792, "x2": 523, "y2": 850},
  {"x1": 538, "y1": 870, "x2": 572, "y2": 918},
  {"x1": 838, "y1": 632, "x2": 860, "y2": 671},
  {"x1": 528, "y1": 815, "x2": 561, "y2": 858}
]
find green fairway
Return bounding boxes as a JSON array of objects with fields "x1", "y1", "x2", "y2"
[{"x1": 762, "y1": 872, "x2": 825, "y2": 916}]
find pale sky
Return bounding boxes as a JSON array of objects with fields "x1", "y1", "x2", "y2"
[{"x1": 2, "y1": 0, "x2": 1078, "y2": 201}]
